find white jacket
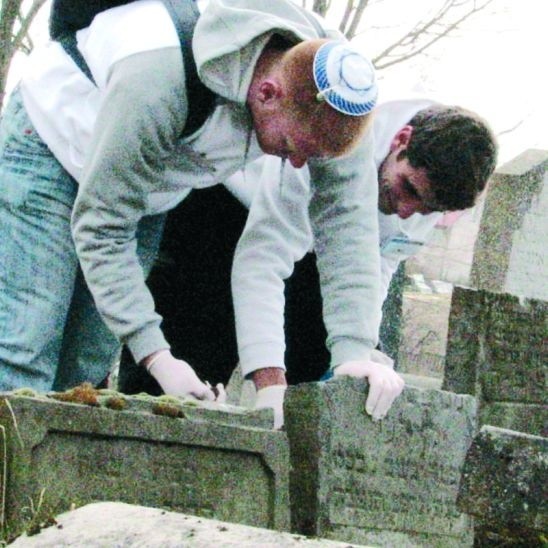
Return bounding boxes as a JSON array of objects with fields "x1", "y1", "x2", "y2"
[{"x1": 227, "y1": 96, "x2": 442, "y2": 375}]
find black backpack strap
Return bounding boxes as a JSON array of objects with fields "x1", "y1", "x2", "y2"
[
  {"x1": 51, "y1": 0, "x2": 131, "y2": 82},
  {"x1": 58, "y1": 33, "x2": 95, "y2": 82},
  {"x1": 161, "y1": 0, "x2": 216, "y2": 136}
]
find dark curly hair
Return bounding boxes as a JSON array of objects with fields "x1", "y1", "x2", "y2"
[{"x1": 401, "y1": 105, "x2": 498, "y2": 211}]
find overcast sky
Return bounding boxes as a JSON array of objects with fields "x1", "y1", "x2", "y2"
[{"x1": 346, "y1": 0, "x2": 547, "y2": 165}]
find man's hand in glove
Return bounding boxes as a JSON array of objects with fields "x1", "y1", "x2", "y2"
[
  {"x1": 255, "y1": 385, "x2": 287, "y2": 429},
  {"x1": 142, "y1": 349, "x2": 223, "y2": 401},
  {"x1": 333, "y1": 357, "x2": 404, "y2": 421}
]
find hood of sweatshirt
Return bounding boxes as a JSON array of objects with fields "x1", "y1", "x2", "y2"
[{"x1": 193, "y1": 0, "x2": 341, "y2": 104}]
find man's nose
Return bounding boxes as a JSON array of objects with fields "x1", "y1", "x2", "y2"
[{"x1": 288, "y1": 153, "x2": 307, "y2": 169}]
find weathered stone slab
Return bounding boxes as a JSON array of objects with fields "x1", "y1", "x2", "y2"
[
  {"x1": 457, "y1": 425, "x2": 548, "y2": 546},
  {"x1": 400, "y1": 373, "x2": 442, "y2": 391},
  {"x1": 10, "y1": 502, "x2": 372, "y2": 547},
  {"x1": 0, "y1": 388, "x2": 289, "y2": 541},
  {"x1": 443, "y1": 286, "x2": 547, "y2": 436},
  {"x1": 481, "y1": 402, "x2": 548, "y2": 438},
  {"x1": 470, "y1": 149, "x2": 548, "y2": 300},
  {"x1": 285, "y1": 378, "x2": 477, "y2": 547}
]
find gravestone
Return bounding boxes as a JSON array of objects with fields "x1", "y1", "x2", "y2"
[
  {"x1": 470, "y1": 149, "x2": 548, "y2": 300},
  {"x1": 457, "y1": 425, "x2": 548, "y2": 546},
  {"x1": 284, "y1": 377, "x2": 477, "y2": 547},
  {"x1": 10, "y1": 502, "x2": 370, "y2": 548},
  {"x1": 0, "y1": 388, "x2": 289, "y2": 542},
  {"x1": 443, "y1": 287, "x2": 547, "y2": 437},
  {"x1": 379, "y1": 262, "x2": 406, "y2": 364}
]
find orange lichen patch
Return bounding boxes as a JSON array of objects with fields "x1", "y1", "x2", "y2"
[
  {"x1": 152, "y1": 402, "x2": 185, "y2": 419},
  {"x1": 103, "y1": 396, "x2": 128, "y2": 411},
  {"x1": 48, "y1": 383, "x2": 100, "y2": 407}
]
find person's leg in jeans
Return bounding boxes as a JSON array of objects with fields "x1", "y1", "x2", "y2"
[
  {"x1": 0, "y1": 88, "x2": 78, "y2": 391},
  {"x1": 53, "y1": 213, "x2": 166, "y2": 390}
]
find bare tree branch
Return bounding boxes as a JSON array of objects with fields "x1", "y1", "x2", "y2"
[
  {"x1": 0, "y1": 0, "x2": 22, "y2": 64},
  {"x1": 0, "y1": 0, "x2": 47, "y2": 109},
  {"x1": 13, "y1": 0, "x2": 46, "y2": 54},
  {"x1": 342, "y1": 0, "x2": 371, "y2": 39},
  {"x1": 339, "y1": 0, "x2": 354, "y2": 35},
  {"x1": 312, "y1": 0, "x2": 331, "y2": 18},
  {"x1": 496, "y1": 119, "x2": 525, "y2": 137},
  {"x1": 301, "y1": 0, "x2": 332, "y2": 18},
  {"x1": 370, "y1": 0, "x2": 495, "y2": 69},
  {"x1": 304, "y1": 0, "x2": 495, "y2": 70}
]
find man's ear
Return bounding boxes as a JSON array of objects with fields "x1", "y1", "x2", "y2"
[
  {"x1": 257, "y1": 79, "x2": 283, "y2": 106},
  {"x1": 389, "y1": 125, "x2": 413, "y2": 152}
]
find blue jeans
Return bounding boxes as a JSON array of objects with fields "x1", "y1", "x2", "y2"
[{"x1": 0, "y1": 88, "x2": 164, "y2": 392}]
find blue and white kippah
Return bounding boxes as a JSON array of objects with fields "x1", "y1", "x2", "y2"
[{"x1": 313, "y1": 41, "x2": 377, "y2": 116}]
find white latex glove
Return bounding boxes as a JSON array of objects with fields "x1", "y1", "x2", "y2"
[
  {"x1": 255, "y1": 385, "x2": 287, "y2": 430},
  {"x1": 144, "y1": 350, "x2": 218, "y2": 401},
  {"x1": 333, "y1": 359, "x2": 404, "y2": 421}
]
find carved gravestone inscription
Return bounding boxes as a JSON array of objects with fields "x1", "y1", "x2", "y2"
[
  {"x1": 444, "y1": 287, "x2": 547, "y2": 436},
  {"x1": 285, "y1": 378, "x2": 477, "y2": 547}
]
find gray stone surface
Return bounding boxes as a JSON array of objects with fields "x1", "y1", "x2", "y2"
[
  {"x1": 0, "y1": 390, "x2": 289, "y2": 541},
  {"x1": 457, "y1": 425, "x2": 548, "y2": 546},
  {"x1": 400, "y1": 373, "x2": 442, "y2": 391},
  {"x1": 470, "y1": 149, "x2": 548, "y2": 300},
  {"x1": 398, "y1": 291, "x2": 452, "y2": 378},
  {"x1": 285, "y1": 377, "x2": 477, "y2": 547},
  {"x1": 380, "y1": 262, "x2": 406, "y2": 365},
  {"x1": 480, "y1": 402, "x2": 548, "y2": 438},
  {"x1": 443, "y1": 287, "x2": 547, "y2": 436},
  {"x1": 225, "y1": 363, "x2": 255, "y2": 407},
  {"x1": 10, "y1": 502, "x2": 371, "y2": 547}
]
